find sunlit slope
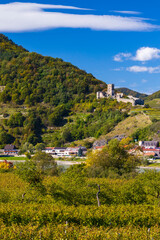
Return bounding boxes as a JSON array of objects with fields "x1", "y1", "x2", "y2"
[{"x1": 106, "y1": 113, "x2": 151, "y2": 138}]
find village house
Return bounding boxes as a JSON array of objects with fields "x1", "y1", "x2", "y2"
[
  {"x1": 128, "y1": 147, "x2": 144, "y2": 156},
  {"x1": 139, "y1": 141, "x2": 159, "y2": 149},
  {"x1": 44, "y1": 146, "x2": 87, "y2": 157},
  {"x1": 94, "y1": 146, "x2": 105, "y2": 151},
  {"x1": 45, "y1": 147, "x2": 55, "y2": 154},
  {"x1": 142, "y1": 148, "x2": 160, "y2": 158},
  {"x1": 129, "y1": 143, "x2": 160, "y2": 158},
  {"x1": 4, "y1": 145, "x2": 19, "y2": 155}
]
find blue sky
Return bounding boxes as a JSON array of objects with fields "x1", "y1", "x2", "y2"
[{"x1": 1, "y1": 1, "x2": 160, "y2": 94}]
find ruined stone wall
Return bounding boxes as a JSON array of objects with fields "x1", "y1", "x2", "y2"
[{"x1": 116, "y1": 98, "x2": 135, "y2": 106}]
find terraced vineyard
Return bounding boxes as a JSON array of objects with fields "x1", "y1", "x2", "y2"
[{"x1": 0, "y1": 168, "x2": 160, "y2": 239}]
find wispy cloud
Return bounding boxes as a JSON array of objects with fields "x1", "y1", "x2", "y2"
[
  {"x1": 111, "y1": 10, "x2": 141, "y2": 15},
  {"x1": 114, "y1": 47, "x2": 160, "y2": 62},
  {"x1": 0, "y1": 2, "x2": 158, "y2": 32},
  {"x1": 127, "y1": 65, "x2": 160, "y2": 73},
  {"x1": 114, "y1": 65, "x2": 160, "y2": 73},
  {"x1": 119, "y1": 80, "x2": 126, "y2": 83},
  {"x1": 114, "y1": 53, "x2": 132, "y2": 62},
  {"x1": 142, "y1": 79, "x2": 148, "y2": 83},
  {"x1": 2, "y1": 2, "x2": 91, "y2": 11}
]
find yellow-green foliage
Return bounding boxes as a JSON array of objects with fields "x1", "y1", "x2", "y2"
[
  {"x1": 1, "y1": 171, "x2": 160, "y2": 238},
  {"x1": 1, "y1": 224, "x2": 160, "y2": 239}
]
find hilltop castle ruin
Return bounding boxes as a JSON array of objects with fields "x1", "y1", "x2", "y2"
[{"x1": 97, "y1": 84, "x2": 144, "y2": 106}]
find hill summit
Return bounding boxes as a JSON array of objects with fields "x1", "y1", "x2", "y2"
[
  {"x1": 0, "y1": 34, "x2": 105, "y2": 106},
  {"x1": 116, "y1": 87, "x2": 148, "y2": 100}
]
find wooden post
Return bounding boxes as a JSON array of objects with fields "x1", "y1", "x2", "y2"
[
  {"x1": 96, "y1": 184, "x2": 101, "y2": 207},
  {"x1": 21, "y1": 193, "x2": 26, "y2": 203}
]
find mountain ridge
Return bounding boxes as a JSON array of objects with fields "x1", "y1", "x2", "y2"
[
  {"x1": 116, "y1": 87, "x2": 148, "y2": 100},
  {"x1": 0, "y1": 33, "x2": 105, "y2": 106}
]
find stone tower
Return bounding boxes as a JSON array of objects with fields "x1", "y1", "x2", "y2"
[{"x1": 107, "y1": 84, "x2": 114, "y2": 96}]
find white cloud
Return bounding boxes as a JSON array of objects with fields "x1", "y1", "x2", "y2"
[
  {"x1": 114, "y1": 53, "x2": 132, "y2": 62},
  {"x1": 133, "y1": 47, "x2": 160, "y2": 61},
  {"x1": 111, "y1": 10, "x2": 141, "y2": 15},
  {"x1": 142, "y1": 79, "x2": 148, "y2": 83},
  {"x1": 127, "y1": 65, "x2": 160, "y2": 73},
  {"x1": 114, "y1": 47, "x2": 160, "y2": 62},
  {"x1": 2, "y1": 2, "x2": 91, "y2": 11},
  {"x1": 0, "y1": 2, "x2": 158, "y2": 32},
  {"x1": 119, "y1": 80, "x2": 126, "y2": 83},
  {"x1": 130, "y1": 82, "x2": 138, "y2": 88},
  {"x1": 113, "y1": 67, "x2": 124, "y2": 71}
]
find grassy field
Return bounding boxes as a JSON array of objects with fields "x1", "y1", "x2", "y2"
[
  {"x1": 0, "y1": 104, "x2": 28, "y2": 119},
  {"x1": 0, "y1": 156, "x2": 28, "y2": 161},
  {"x1": 105, "y1": 113, "x2": 151, "y2": 138},
  {"x1": 147, "y1": 162, "x2": 160, "y2": 167},
  {"x1": 145, "y1": 98, "x2": 160, "y2": 109},
  {"x1": 130, "y1": 107, "x2": 160, "y2": 121}
]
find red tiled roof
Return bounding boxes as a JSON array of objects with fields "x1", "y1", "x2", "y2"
[
  {"x1": 144, "y1": 152, "x2": 156, "y2": 156},
  {"x1": 95, "y1": 146, "x2": 104, "y2": 149},
  {"x1": 143, "y1": 148, "x2": 160, "y2": 152}
]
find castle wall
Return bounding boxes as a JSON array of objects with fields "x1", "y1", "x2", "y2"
[
  {"x1": 96, "y1": 84, "x2": 144, "y2": 106},
  {"x1": 97, "y1": 91, "x2": 106, "y2": 99},
  {"x1": 117, "y1": 98, "x2": 136, "y2": 106}
]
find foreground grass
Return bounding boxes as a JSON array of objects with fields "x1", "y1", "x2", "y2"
[{"x1": 146, "y1": 162, "x2": 160, "y2": 167}]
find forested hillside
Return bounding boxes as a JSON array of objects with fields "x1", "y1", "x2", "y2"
[
  {"x1": 0, "y1": 34, "x2": 132, "y2": 148},
  {"x1": 0, "y1": 34, "x2": 105, "y2": 106}
]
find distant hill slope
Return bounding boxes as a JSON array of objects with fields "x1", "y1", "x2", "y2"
[
  {"x1": 145, "y1": 99, "x2": 160, "y2": 108},
  {"x1": 145, "y1": 90, "x2": 160, "y2": 102},
  {"x1": 105, "y1": 113, "x2": 151, "y2": 139},
  {"x1": 0, "y1": 34, "x2": 105, "y2": 106},
  {"x1": 0, "y1": 34, "x2": 131, "y2": 148},
  {"x1": 116, "y1": 88, "x2": 148, "y2": 100}
]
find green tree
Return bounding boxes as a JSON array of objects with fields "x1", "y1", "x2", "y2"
[
  {"x1": 0, "y1": 131, "x2": 14, "y2": 147},
  {"x1": 35, "y1": 143, "x2": 45, "y2": 152},
  {"x1": 16, "y1": 160, "x2": 42, "y2": 185},
  {"x1": 86, "y1": 139, "x2": 139, "y2": 177},
  {"x1": 32, "y1": 152, "x2": 58, "y2": 176},
  {"x1": 20, "y1": 142, "x2": 34, "y2": 154},
  {"x1": 7, "y1": 112, "x2": 25, "y2": 128}
]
